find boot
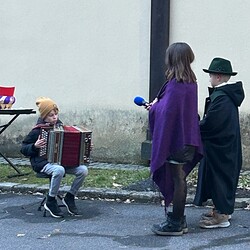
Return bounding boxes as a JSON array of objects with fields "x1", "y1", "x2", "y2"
[
  {"x1": 44, "y1": 195, "x2": 63, "y2": 218},
  {"x1": 168, "y1": 212, "x2": 188, "y2": 233},
  {"x1": 62, "y1": 192, "x2": 79, "y2": 215},
  {"x1": 151, "y1": 212, "x2": 183, "y2": 236}
]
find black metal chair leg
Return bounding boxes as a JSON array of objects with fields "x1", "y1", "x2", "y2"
[
  {"x1": 38, "y1": 197, "x2": 46, "y2": 211},
  {"x1": 43, "y1": 208, "x2": 47, "y2": 217}
]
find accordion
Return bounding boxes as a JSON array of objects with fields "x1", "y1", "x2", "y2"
[{"x1": 39, "y1": 125, "x2": 92, "y2": 167}]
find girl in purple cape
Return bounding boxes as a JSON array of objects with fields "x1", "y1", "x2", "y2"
[{"x1": 148, "y1": 42, "x2": 203, "y2": 236}]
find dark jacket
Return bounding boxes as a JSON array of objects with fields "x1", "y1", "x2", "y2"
[
  {"x1": 20, "y1": 117, "x2": 63, "y2": 173},
  {"x1": 193, "y1": 81, "x2": 245, "y2": 214}
]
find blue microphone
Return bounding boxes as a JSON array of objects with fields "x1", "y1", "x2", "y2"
[{"x1": 134, "y1": 96, "x2": 149, "y2": 106}]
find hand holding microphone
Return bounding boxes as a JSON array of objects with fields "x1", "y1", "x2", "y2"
[{"x1": 133, "y1": 96, "x2": 158, "y2": 110}]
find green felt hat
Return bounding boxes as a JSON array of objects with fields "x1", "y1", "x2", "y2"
[{"x1": 203, "y1": 57, "x2": 237, "y2": 76}]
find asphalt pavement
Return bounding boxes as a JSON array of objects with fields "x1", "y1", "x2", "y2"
[{"x1": 0, "y1": 192, "x2": 249, "y2": 250}]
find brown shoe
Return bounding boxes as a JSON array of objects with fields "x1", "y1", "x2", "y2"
[
  {"x1": 201, "y1": 208, "x2": 215, "y2": 220},
  {"x1": 199, "y1": 211, "x2": 230, "y2": 229},
  {"x1": 201, "y1": 209, "x2": 232, "y2": 220}
]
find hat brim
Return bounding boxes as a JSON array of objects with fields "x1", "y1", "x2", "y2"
[{"x1": 203, "y1": 69, "x2": 237, "y2": 76}]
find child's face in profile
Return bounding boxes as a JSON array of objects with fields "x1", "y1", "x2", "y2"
[
  {"x1": 209, "y1": 73, "x2": 220, "y2": 87},
  {"x1": 44, "y1": 109, "x2": 58, "y2": 125}
]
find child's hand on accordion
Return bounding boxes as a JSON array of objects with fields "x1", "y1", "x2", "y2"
[{"x1": 34, "y1": 135, "x2": 47, "y2": 149}]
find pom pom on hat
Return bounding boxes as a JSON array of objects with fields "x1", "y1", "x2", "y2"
[{"x1": 36, "y1": 97, "x2": 59, "y2": 119}]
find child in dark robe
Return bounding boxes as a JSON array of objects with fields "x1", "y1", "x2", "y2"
[{"x1": 194, "y1": 57, "x2": 245, "y2": 229}]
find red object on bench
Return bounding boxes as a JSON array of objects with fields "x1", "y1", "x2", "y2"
[{"x1": 0, "y1": 86, "x2": 15, "y2": 96}]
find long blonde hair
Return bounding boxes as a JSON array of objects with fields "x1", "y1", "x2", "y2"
[{"x1": 165, "y1": 42, "x2": 196, "y2": 83}]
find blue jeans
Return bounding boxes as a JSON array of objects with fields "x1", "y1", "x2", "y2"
[{"x1": 41, "y1": 163, "x2": 88, "y2": 197}]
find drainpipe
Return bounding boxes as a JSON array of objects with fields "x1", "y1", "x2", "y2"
[{"x1": 141, "y1": 0, "x2": 170, "y2": 161}]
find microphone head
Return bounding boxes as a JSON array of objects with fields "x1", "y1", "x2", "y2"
[{"x1": 134, "y1": 96, "x2": 147, "y2": 106}]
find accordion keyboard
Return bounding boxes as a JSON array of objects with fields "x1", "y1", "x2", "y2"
[{"x1": 40, "y1": 128, "x2": 49, "y2": 156}]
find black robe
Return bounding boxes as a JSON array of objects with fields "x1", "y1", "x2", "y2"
[{"x1": 193, "y1": 81, "x2": 245, "y2": 214}]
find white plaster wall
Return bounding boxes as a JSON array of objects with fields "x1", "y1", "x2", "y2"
[
  {"x1": 0, "y1": 0, "x2": 151, "y2": 111},
  {"x1": 0, "y1": 0, "x2": 151, "y2": 164},
  {"x1": 169, "y1": 0, "x2": 250, "y2": 113},
  {"x1": 170, "y1": 0, "x2": 250, "y2": 168}
]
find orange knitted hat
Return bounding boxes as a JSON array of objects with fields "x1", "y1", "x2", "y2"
[{"x1": 36, "y1": 97, "x2": 59, "y2": 119}]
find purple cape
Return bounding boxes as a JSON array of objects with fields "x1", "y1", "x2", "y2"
[{"x1": 149, "y1": 78, "x2": 203, "y2": 207}]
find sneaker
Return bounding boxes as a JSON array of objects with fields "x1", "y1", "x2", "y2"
[
  {"x1": 201, "y1": 208, "x2": 215, "y2": 219},
  {"x1": 62, "y1": 192, "x2": 79, "y2": 215},
  {"x1": 151, "y1": 213, "x2": 183, "y2": 236},
  {"x1": 44, "y1": 196, "x2": 64, "y2": 218},
  {"x1": 201, "y1": 209, "x2": 232, "y2": 220},
  {"x1": 199, "y1": 211, "x2": 230, "y2": 229}
]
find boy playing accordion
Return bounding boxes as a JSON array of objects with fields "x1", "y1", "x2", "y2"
[{"x1": 21, "y1": 97, "x2": 89, "y2": 218}]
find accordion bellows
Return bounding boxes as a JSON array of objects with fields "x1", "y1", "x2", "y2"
[{"x1": 39, "y1": 125, "x2": 92, "y2": 167}]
